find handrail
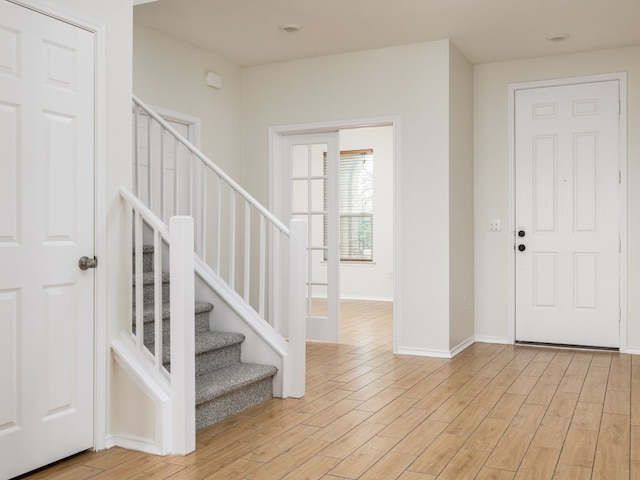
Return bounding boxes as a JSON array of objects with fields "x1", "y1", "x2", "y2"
[
  {"x1": 120, "y1": 185, "x2": 169, "y2": 238},
  {"x1": 132, "y1": 94, "x2": 289, "y2": 234}
]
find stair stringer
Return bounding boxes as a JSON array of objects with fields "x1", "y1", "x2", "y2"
[
  {"x1": 110, "y1": 332, "x2": 172, "y2": 455},
  {"x1": 193, "y1": 256, "x2": 289, "y2": 398}
]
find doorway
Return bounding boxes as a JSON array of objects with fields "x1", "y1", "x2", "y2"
[
  {"x1": 271, "y1": 120, "x2": 397, "y2": 347},
  {"x1": 512, "y1": 76, "x2": 625, "y2": 348}
]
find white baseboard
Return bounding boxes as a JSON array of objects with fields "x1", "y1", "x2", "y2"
[
  {"x1": 310, "y1": 294, "x2": 393, "y2": 302},
  {"x1": 475, "y1": 336, "x2": 511, "y2": 345},
  {"x1": 396, "y1": 337, "x2": 475, "y2": 359},
  {"x1": 450, "y1": 337, "x2": 475, "y2": 357},
  {"x1": 623, "y1": 347, "x2": 640, "y2": 355},
  {"x1": 339, "y1": 294, "x2": 393, "y2": 302},
  {"x1": 105, "y1": 434, "x2": 164, "y2": 456},
  {"x1": 396, "y1": 346, "x2": 453, "y2": 358}
]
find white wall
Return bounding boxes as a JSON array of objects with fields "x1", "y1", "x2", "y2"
[
  {"x1": 338, "y1": 126, "x2": 394, "y2": 301},
  {"x1": 133, "y1": 23, "x2": 243, "y2": 180},
  {"x1": 448, "y1": 45, "x2": 475, "y2": 351},
  {"x1": 242, "y1": 40, "x2": 457, "y2": 355},
  {"x1": 474, "y1": 45, "x2": 640, "y2": 350}
]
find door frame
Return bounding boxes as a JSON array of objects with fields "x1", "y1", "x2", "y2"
[
  {"x1": 8, "y1": 0, "x2": 108, "y2": 449},
  {"x1": 149, "y1": 105, "x2": 201, "y2": 148},
  {"x1": 507, "y1": 73, "x2": 628, "y2": 351},
  {"x1": 269, "y1": 115, "x2": 401, "y2": 352}
]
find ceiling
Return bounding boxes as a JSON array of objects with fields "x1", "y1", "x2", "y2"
[{"x1": 133, "y1": 0, "x2": 640, "y2": 67}]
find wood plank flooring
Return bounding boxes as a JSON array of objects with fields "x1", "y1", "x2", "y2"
[{"x1": 20, "y1": 300, "x2": 639, "y2": 479}]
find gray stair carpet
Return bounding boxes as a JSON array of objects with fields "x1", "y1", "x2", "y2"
[
  {"x1": 195, "y1": 363, "x2": 278, "y2": 428},
  {"x1": 133, "y1": 245, "x2": 278, "y2": 430}
]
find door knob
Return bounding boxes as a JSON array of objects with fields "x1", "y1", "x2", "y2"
[
  {"x1": 79, "y1": 256, "x2": 98, "y2": 270},
  {"x1": 518, "y1": 244, "x2": 526, "y2": 252}
]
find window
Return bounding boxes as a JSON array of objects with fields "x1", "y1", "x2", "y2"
[{"x1": 324, "y1": 149, "x2": 374, "y2": 262}]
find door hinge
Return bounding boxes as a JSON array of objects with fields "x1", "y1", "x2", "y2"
[
  {"x1": 619, "y1": 100, "x2": 622, "y2": 115},
  {"x1": 619, "y1": 170, "x2": 622, "y2": 184},
  {"x1": 619, "y1": 239, "x2": 622, "y2": 253}
]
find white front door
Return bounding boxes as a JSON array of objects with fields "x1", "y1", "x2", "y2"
[
  {"x1": 515, "y1": 80, "x2": 620, "y2": 348},
  {"x1": 282, "y1": 133, "x2": 340, "y2": 341},
  {"x1": 0, "y1": 2, "x2": 95, "y2": 478}
]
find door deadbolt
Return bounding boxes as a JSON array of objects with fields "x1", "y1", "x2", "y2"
[
  {"x1": 518, "y1": 230, "x2": 525, "y2": 237},
  {"x1": 79, "y1": 256, "x2": 98, "y2": 270}
]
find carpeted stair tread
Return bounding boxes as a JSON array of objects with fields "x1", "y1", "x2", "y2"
[
  {"x1": 194, "y1": 330, "x2": 245, "y2": 353},
  {"x1": 156, "y1": 330, "x2": 245, "y2": 364},
  {"x1": 134, "y1": 301, "x2": 214, "y2": 323},
  {"x1": 195, "y1": 363, "x2": 277, "y2": 405}
]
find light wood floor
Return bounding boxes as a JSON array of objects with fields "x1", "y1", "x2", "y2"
[{"x1": 21, "y1": 300, "x2": 640, "y2": 479}]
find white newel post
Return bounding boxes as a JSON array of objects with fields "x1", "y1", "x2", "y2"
[
  {"x1": 286, "y1": 219, "x2": 308, "y2": 398},
  {"x1": 169, "y1": 216, "x2": 196, "y2": 454}
]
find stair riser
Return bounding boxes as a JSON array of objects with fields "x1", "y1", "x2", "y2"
[
  {"x1": 195, "y1": 377, "x2": 274, "y2": 430},
  {"x1": 136, "y1": 309, "x2": 211, "y2": 346},
  {"x1": 132, "y1": 247, "x2": 154, "y2": 274},
  {"x1": 132, "y1": 280, "x2": 170, "y2": 308},
  {"x1": 195, "y1": 344, "x2": 241, "y2": 376}
]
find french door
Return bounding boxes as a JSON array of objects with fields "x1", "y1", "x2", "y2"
[
  {"x1": 281, "y1": 132, "x2": 340, "y2": 341},
  {"x1": 514, "y1": 80, "x2": 621, "y2": 348}
]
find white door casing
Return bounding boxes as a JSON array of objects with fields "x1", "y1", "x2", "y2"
[
  {"x1": 0, "y1": 2, "x2": 95, "y2": 478},
  {"x1": 134, "y1": 109, "x2": 201, "y2": 222},
  {"x1": 281, "y1": 132, "x2": 341, "y2": 342},
  {"x1": 514, "y1": 80, "x2": 620, "y2": 348}
]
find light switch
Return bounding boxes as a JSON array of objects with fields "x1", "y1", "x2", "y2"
[{"x1": 489, "y1": 219, "x2": 501, "y2": 232}]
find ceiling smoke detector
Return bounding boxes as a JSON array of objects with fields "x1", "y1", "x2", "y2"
[
  {"x1": 279, "y1": 24, "x2": 301, "y2": 33},
  {"x1": 546, "y1": 34, "x2": 570, "y2": 42}
]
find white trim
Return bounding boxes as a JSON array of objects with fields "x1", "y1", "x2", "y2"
[
  {"x1": 339, "y1": 295, "x2": 394, "y2": 302},
  {"x1": 396, "y1": 347, "x2": 454, "y2": 359},
  {"x1": 396, "y1": 337, "x2": 475, "y2": 359},
  {"x1": 8, "y1": 0, "x2": 110, "y2": 452},
  {"x1": 268, "y1": 116, "x2": 401, "y2": 350},
  {"x1": 104, "y1": 434, "x2": 164, "y2": 456},
  {"x1": 475, "y1": 336, "x2": 511, "y2": 345},
  {"x1": 147, "y1": 104, "x2": 202, "y2": 148},
  {"x1": 450, "y1": 337, "x2": 476, "y2": 357},
  {"x1": 508, "y1": 72, "x2": 628, "y2": 350},
  {"x1": 111, "y1": 335, "x2": 172, "y2": 455},
  {"x1": 309, "y1": 294, "x2": 393, "y2": 302}
]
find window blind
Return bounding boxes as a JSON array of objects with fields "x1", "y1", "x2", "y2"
[{"x1": 324, "y1": 149, "x2": 374, "y2": 262}]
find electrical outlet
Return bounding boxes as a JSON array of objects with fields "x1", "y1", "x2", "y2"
[{"x1": 489, "y1": 219, "x2": 501, "y2": 232}]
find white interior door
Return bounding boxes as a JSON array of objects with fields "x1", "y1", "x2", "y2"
[
  {"x1": 282, "y1": 133, "x2": 340, "y2": 341},
  {"x1": 0, "y1": 2, "x2": 95, "y2": 478},
  {"x1": 515, "y1": 80, "x2": 620, "y2": 348}
]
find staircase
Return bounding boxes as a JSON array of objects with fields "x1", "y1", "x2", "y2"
[
  {"x1": 115, "y1": 96, "x2": 306, "y2": 455},
  {"x1": 134, "y1": 244, "x2": 277, "y2": 430}
]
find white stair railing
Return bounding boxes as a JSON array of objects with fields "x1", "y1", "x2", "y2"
[
  {"x1": 120, "y1": 186, "x2": 195, "y2": 454},
  {"x1": 131, "y1": 96, "x2": 306, "y2": 396},
  {"x1": 132, "y1": 95, "x2": 295, "y2": 332}
]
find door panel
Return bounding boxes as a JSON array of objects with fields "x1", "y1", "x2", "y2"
[
  {"x1": 515, "y1": 80, "x2": 620, "y2": 348},
  {"x1": 0, "y1": 2, "x2": 95, "y2": 478},
  {"x1": 283, "y1": 133, "x2": 340, "y2": 342}
]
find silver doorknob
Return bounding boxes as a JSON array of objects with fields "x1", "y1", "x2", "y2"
[{"x1": 79, "y1": 256, "x2": 98, "y2": 270}]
